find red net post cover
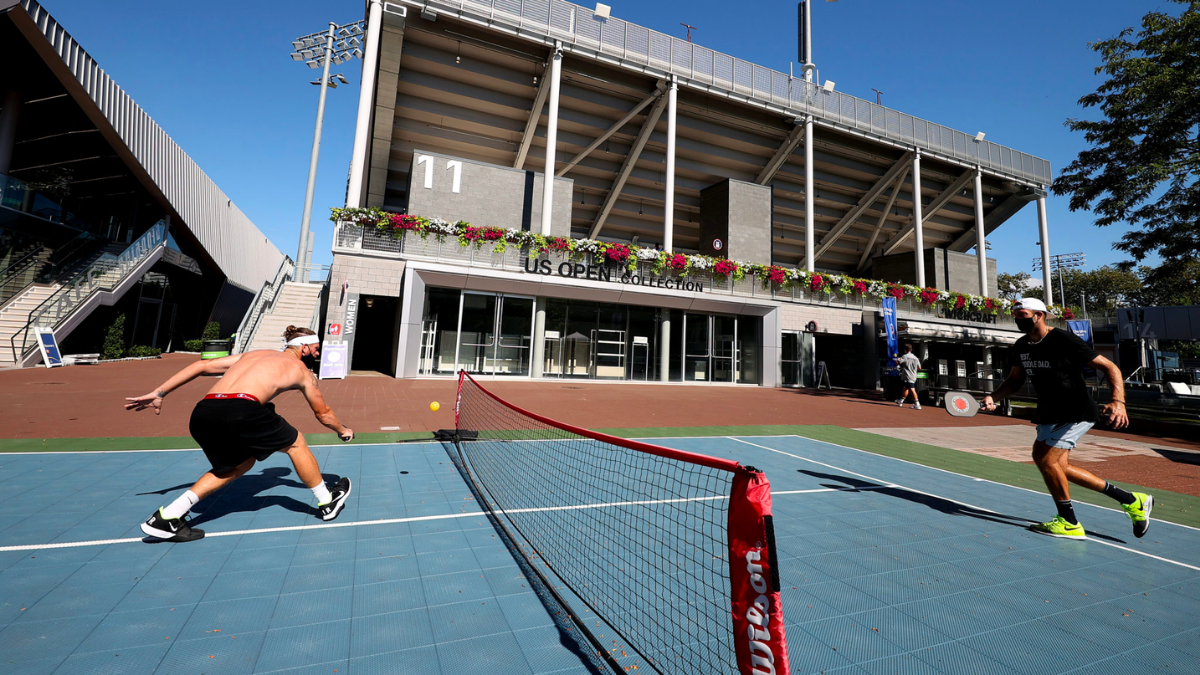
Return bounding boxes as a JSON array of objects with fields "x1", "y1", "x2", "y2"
[{"x1": 729, "y1": 469, "x2": 790, "y2": 675}]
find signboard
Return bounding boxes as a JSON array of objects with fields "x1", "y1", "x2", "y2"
[
  {"x1": 712, "y1": 238, "x2": 724, "y2": 252},
  {"x1": 328, "y1": 323, "x2": 342, "y2": 336},
  {"x1": 881, "y1": 297, "x2": 899, "y2": 368},
  {"x1": 1067, "y1": 320, "x2": 1093, "y2": 347},
  {"x1": 35, "y1": 328, "x2": 63, "y2": 367},
  {"x1": 815, "y1": 361, "x2": 831, "y2": 389},
  {"x1": 319, "y1": 342, "x2": 348, "y2": 379},
  {"x1": 342, "y1": 293, "x2": 360, "y2": 371},
  {"x1": 524, "y1": 258, "x2": 706, "y2": 293}
]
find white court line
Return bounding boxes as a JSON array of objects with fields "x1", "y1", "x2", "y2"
[
  {"x1": 0, "y1": 483, "x2": 893, "y2": 553},
  {"x1": 734, "y1": 432, "x2": 1200, "y2": 535},
  {"x1": 727, "y1": 436, "x2": 1200, "y2": 573},
  {"x1": 0, "y1": 440, "x2": 443, "y2": 456}
]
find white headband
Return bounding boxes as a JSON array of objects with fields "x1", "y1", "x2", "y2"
[{"x1": 285, "y1": 335, "x2": 320, "y2": 347}]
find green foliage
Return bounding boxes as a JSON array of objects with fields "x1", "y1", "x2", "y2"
[
  {"x1": 1120, "y1": 258, "x2": 1200, "y2": 306},
  {"x1": 126, "y1": 345, "x2": 162, "y2": 358},
  {"x1": 995, "y1": 271, "x2": 1034, "y2": 301},
  {"x1": 201, "y1": 321, "x2": 221, "y2": 340},
  {"x1": 102, "y1": 314, "x2": 126, "y2": 360},
  {"x1": 1053, "y1": 1, "x2": 1200, "y2": 270},
  {"x1": 183, "y1": 339, "x2": 203, "y2": 352},
  {"x1": 1055, "y1": 265, "x2": 1143, "y2": 313}
]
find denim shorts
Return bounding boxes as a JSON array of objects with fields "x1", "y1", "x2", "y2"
[{"x1": 1035, "y1": 422, "x2": 1095, "y2": 450}]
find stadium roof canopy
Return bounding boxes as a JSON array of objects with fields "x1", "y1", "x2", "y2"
[
  {"x1": 1, "y1": 0, "x2": 282, "y2": 291},
  {"x1": 360, "y1": 0, "x2": 1052, "y2": 273}
]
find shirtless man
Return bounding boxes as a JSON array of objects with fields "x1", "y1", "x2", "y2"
[{"x1": 126, "y1": 326, "x2": 354, "y2": 542}]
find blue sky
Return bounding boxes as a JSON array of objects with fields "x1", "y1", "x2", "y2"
[{"x1": 41, "y1": 0, "x2": 1171, "y2": 278}]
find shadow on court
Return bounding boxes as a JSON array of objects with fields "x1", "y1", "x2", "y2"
[
  {"x1": 798, "y1": 469, "x2": 1129, "y2": 543},
  {"x1": 165, "y1": 467, "x2": 339, "y2": 527}
]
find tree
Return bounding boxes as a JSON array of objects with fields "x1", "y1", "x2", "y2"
[
  {"x1": 996, "y1": 271, "x2": 1035, "y2": 301},
  {"x1": 1120, "y1": 259, "x2": 1200, "y2": 306},
  {"x1": 1056, "y1": 265, "x2": 1142, "y2": 314},
  {"x1": 102, "y1": 314, "x2": 126, "y2": 360},
  {"x1": 1053, "y1": 1, "x2": 1200, "y2": 279}
]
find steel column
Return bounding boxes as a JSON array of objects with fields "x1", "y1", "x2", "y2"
[
  {"x1": 0, "y1": 90, "x2": 21, "y2": 175},
  {"x1": 804, "y1": 115, "x2": 815, "y2": 271},
  {"x1": 346, "y1": 0, "x2": 383, "y2": 208},
  {"x1": 514, "y1": 57, "x2": 554, "y2": 170},
  {"x1": 1037, "y1": 194, "x2": 1053, "y2": 305},
  {"x1": 296, "y1": 23, "x2": 336, "y2": 282},
  {"x1": 539, "y1": 43, "x2": 563, "y2": 236},
  {"x1": 974, "y1": 168, "x2": 987, "y2": 296},
  {"x1": 856, "y1": 166, "x2": 908, "y2": 271},
  {"x1": 912, "y1": 151, "x2": 925, "y2": 287},
  {"x1": 557, "y1": 87, "x2": 662, "y2": 177},
  {"x1": 589, "y1": 93, "x2": 669, "y2": 239},
  {"x1": 663, "y1": 77, "x2": 678, "y2": 252}
]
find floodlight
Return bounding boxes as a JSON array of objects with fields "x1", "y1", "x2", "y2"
[
  {"x1": 301, "y1": 49, "x2": 313, "y2": 58},
  {"x1": 351, "y1": 48, "x2": 363, "y2": 59},
  {"x1": 420, "y1": 7, "x2": 437, "y2": 21},
  {"x1": 333, "y1": 53, "x2": 344, "y2": 65},
  {"x1": 350, "y1": 24, "x2": 363, "y2": 35},
  {"x1": 338, "y1": 27, "x2": 351, "y2": 37},
  {"x1": 306, "y1": 60, "x2": 319, "y2": 69},
  {"x1": 303, "y1": 37, "x2": 316, "y2": 47},
  {"x1": 348, "y1": 36, "x2": 361, "y2": 48},
  {"x1": 974, "y1": 131, "x2": 986, "y2": 142},
  {"x1": 327, "y1": 78, "x2": 338, "y2": 88},
  {"x1": 292, "y1": 40, "x2": 304, "y2": 50},
  {"x1": 291, "y1": 53, "x2": 304, "y2": 61},
  {"x1": 595, "y1": 2, "x2": 611, "y2": 18},
  {"x1": 336, "y1": 73, "x2": 349, "y2": 84},
  {"x1": 335, "y1": 40, "x2": 348, "y2": 50},
  {"x1": 822, "y1": 80, "x2": 835, "y2": 93}
]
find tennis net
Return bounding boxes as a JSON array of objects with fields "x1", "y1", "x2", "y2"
[{"x1": 451, "y1": 371, "x2": 789, "y2": 675}]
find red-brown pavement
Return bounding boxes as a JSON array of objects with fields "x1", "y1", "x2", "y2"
[{"x1": 2, "y1": 354, "x2": 1196, "y2": 496}]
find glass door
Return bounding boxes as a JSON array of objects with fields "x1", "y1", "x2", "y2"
[
  {"x1": 455, "y1": 292, "x2": 496, "y2": 374},
  {"x1": 683, "y1": 313, "x2": 711, "y2": 382},
  {"x1": 781, "y1": 332, "x2": 802, "y2": 386},
  {"x1": 493, "y1": 296, "x2": 534, "y2": 376},
  {"x1": 455, "y1": 292, "x2": 535, "y2": 376},
  {"x1": 712, "y1": 316, "x2": 737, "y2": 383}
]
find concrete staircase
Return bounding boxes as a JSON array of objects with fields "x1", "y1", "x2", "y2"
[
  {"x1": 246, "y1": 282, "x2": 324, "y2": 352},
  {"x1": 0, "y1": 284, "x2": 59, "y2": 366}
]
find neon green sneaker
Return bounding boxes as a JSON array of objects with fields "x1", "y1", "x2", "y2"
[
  {"x1": 1122, "y1": 493, "x2": 1153, "y2": 539},
  {"x1": 1030, "y1": 515, "x2": 1087, "y2": 540}
]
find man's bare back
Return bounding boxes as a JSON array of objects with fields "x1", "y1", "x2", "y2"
[{"x1": 207, "y1": 349, "x2": 315, "y2": 404}]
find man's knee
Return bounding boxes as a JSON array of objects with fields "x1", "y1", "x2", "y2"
[{"x1": 1031, "y1": 441, "x2": 1062, "y2": 466}]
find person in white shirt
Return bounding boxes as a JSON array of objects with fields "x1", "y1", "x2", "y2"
[{"x1": 895, "y1": 343, "x2": 922, "y2": 410}]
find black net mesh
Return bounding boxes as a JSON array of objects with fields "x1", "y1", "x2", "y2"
[{"x1": 454, "y1": 374, "x2": 738, "y2": 675}]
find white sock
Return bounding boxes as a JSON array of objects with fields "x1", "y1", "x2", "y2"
[
  {"x1": 162, "y1": 490, "x2": 200, "y2": 520},
  {"x1": 311, "y1": 482, "x2": 332, "y2": 505}
]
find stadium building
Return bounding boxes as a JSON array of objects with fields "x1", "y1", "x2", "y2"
[
  {"x1": 324, "y1": 0, "x2": 1060, "y2": 388},
  {"x1": 0, "y1": 0, "x2": 284, "y2": 366}
]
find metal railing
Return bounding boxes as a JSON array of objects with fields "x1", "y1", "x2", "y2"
[
  {"x1": 0, "y1": 245, "x2": 47, "y2": 308},
  {"x1": 233, "y1": 256, "x2": 296, "y2": 354},
  {"x1": 412, "y1": 0, "x2": 1052, "y2": 185},
  {"x1": 334, "y1": 223, "x2": 1043, "y2": 331},
  {"x1": 10, "y1": 222, "x2": 166, "y2": 363}
]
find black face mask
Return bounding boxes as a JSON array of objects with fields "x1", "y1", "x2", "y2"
[
  {"x1": 301, "y1": 352, "x2": 320, "y2": 371},
  {"x1": 1014, "y1": 316, "x2": 1038, "y2": 334}
]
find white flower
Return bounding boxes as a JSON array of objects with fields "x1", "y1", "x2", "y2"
[
  {"x1": 687, "y1": 255, "x2": 711, "y2": 270},
  {"x1": 574, "y1": 239, "x2": 600, "y2": 253},
  {"x1": 427, "y1": 218, "x2": 457, "y2": 235},
  {"x1": 868, "y1": 281, "x2": 887, "y2": 297},
  {"x1": 637, "y1": 248, "x2": 661, "y2": 260},
  {"x1": 938, "y1": 290, "x2": 951, "y2": 301}
]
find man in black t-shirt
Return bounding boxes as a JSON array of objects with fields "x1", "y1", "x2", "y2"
[{"x1": 983, "y1": 298, "x2": 1153, "y2": 540}]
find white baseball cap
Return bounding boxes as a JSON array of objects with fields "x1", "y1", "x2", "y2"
[{"x1": 1013, "y1": 297, "x2": 1048, "y2": 313}]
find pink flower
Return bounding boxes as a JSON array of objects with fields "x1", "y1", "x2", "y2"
[
  {"x1": 768, "y1": 266, "x2": 786, "y2": 285},
  {"x1": 919, "y1": 288, "x2": 939, "y2": 305},
  {"x1": 852, "y1": 281, "x2": 867, "y2": 295},
  {"x1": 667, "y1": 253, "x2": 688, "y2": 270},
  {"x1": 604, "y1": 244, "x2": 631, "y2": 263},
  {"x1": 809, "y1": 274, "x2": 825, "y2": 292},
  {"x1": 888, "y1": 285, "x2": 905, "y2": 300},
  {"x1": 954, "y1": 296, "x2": 966, "y2": 309},
  {"x1": 713, "y1": 259, "x2": 738, "y2": 277}
]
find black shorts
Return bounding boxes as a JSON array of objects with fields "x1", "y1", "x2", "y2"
[
  {"x1": 189, "y1": 398, "x2": 299, "y2": 474},
  {"x1": 902, "y1": 379, "x2": 917, "y2": 387}
]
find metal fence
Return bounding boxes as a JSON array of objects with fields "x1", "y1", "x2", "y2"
[
  {"x1": 416, "y1": 0, "x2": 1051, "y2": 185},
  {"x1": 232, "y1": 256, "x2": 296, "y2": 354}
]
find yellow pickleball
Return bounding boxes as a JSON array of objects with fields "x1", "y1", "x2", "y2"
[{"x1": 429, "y1": 401, "x2": 440, "y2": 412}]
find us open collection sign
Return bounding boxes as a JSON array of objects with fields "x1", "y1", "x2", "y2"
[{"x1": 523, "y1": 258, "x2": 706, "y2": 293}]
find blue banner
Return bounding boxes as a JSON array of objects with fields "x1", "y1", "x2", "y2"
[
  {"x1": 882, "y1": 297, "x2": 899, "y2": 369},
  {"x1": 1067, "y1": 319, "x2": 1093, "y2": 347}
]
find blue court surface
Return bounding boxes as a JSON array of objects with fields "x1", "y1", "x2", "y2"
[{"x1": 1, "y1": 435, "x2": 1199, "y2": 675}]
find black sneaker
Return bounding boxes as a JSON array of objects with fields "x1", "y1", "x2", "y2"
[
  {"x1": 318, "y1": 477, "x2": 352, "y2": 521},
  {"x1": 140, "y1": 509, "x2": 205, "y2": 542}
]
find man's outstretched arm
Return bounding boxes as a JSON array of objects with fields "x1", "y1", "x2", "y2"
[
  {"x1": 125, "y1": 353, "x2": 244, "y2": 415},
  {"x1": 982, "y1": 366, "x2": 1027, "y2": 411},
  {"x1": 299, "y1": 372, "x2": 354, "y2": 441}
]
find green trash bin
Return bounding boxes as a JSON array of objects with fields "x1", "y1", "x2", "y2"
[{"x1": 201, "y1": 339, "x2": 231, "y2": 360}]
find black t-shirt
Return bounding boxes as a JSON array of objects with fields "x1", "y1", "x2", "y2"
[{"x1": 1007, "y1": 328, "x2": 1100, "y2": 424}]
